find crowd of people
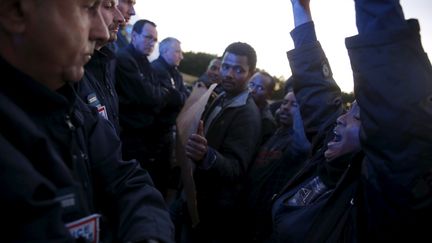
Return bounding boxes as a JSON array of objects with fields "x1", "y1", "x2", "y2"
[{"x1": 1, "y1": 0, "x2": 431, "y2": 242}]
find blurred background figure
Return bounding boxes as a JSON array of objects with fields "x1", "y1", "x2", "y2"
[
  {"x1": 112, "y1": 0, "x2": 136, "y2": 52},
  {"x1": 249, "y1": 71, "x2": 277, "y2": 145},
  {"x1": 151, "y1": 37, "x2": 190, "y2": 198}
]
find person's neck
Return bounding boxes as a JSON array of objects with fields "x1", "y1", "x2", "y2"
[
  {"x1": 225, "y1": 88, "x2": 247, "y2": 99},
  {"x1": 257, "y1": 100, "x2": 267, "y2": 110}
]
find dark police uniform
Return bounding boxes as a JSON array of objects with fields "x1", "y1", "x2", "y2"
[
  {"x1": 151, "y1": 56, "x2": 190, "y2": 196},
  {"x1": 78, "y1": 46, "x2": 120, "y2": 135},
  {"x1": 115, "y1": 44, "x2": 182, "y2": 197},
  {"x1": 0, "y1": 57, "x2": 175, "y2": 243}
]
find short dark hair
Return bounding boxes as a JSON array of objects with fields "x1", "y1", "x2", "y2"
[
  {"x1": 223, "y1": 42, "x2": 257, "y2": 72},
  {"x1": 258, "y1": 71, "x2": 276, "y2": 91},
  {"x1": 132, "y1": 19, "x2": 157, "y2": 34}
]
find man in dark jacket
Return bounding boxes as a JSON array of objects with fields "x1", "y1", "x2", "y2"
[
  {"x1": 248, "y1": 71, "x2": 277, "y2": 145},
  {"x1": 196, "y1": 57, "x2": 222, "y2": 87},
  {"x1": 78, "y1": 0, "x2": 124, "y2": 135},
  {"x1": 270, "y1": 1, "x2": 355, "y2": 242},
  {"x1": 185, "y1": 42, "x2": 262, "y2": 242},
  {"x1": 0, "y1": 1, "x2": 174, "y2": 242},
  {"x1": 115, "y1": 19, "x2": 182, "y2": 196},
  {"x1": 243, "y1": 89, "x2": 310, "y2": 242},
  {"x1": 111, "y1": 0, "x2": 136, "y2": 52},
  {"x1": 272, "y1": 0, "x2": 432, "y2": 242},
  {"x1": 151, "y1": 37, "x2": 190, "y2": 197}
]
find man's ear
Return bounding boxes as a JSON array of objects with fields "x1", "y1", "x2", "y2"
[
  {"x1": 131, "y1": 31, "x2": 138, "y2": 42},
  {"x1": 0, "y1": 0, "x2": 27, "y2": 33}
]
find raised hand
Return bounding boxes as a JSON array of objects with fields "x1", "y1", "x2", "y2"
[
  {"x1": 291, "y1": 0, "x2": 312, "y2": 27},
  {"x1": 185, "y1": 120, "x2": 208, "y2": 162},
  {"x1": 291, "y1": 0, "x2": 310, "y2": 9}
]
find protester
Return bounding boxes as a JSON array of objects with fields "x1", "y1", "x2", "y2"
[
  {"x1": 242, "y1": 89, "x2": 310, "y2": 242},
  {"x1": 192, "y1": 57, "x2": 224, "y2": 106},
  {"x1": 184, "y1": 42, "x2": 262, "y2": 242},
  {"x1": 249, "y1": 71, "x2": 277, "y2": 145},
  {"x1": 200, "y1": 57, "x2": 222, "y2": 87},
  {"x1": 272, "y1": 0, "x2": 432, "y2": 242}
]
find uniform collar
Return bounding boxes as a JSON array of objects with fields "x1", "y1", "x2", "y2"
[{"x1": 0, "y1": 56, "x2": 76, "y2": 114}]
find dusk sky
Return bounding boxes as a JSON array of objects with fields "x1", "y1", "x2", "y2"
[{"x1": 132, "y1": 0, "x2": 432, "y2": 93}]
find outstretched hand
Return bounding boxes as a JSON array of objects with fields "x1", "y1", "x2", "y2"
[
  {"x1": 185, "y1": 120, "x2": 208, "y2": 162},
  {"x1": 291, "y1": 0, "x2": 310, "y2": 9},
  {"x1": 291, "y1": 0, "x2": 312, "y2": 27}
]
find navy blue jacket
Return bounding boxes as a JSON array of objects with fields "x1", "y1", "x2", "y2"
[
  {"x1": 273, "y1": 19, "x2": 432, "y2": 243},
  {"x1": 115, "y1": 44, "x2": 180, "y2": 132},
  {"x1": 271, "y1": 22, "x2": 345, "y2": 243},
  {"x1": 348, "y1": 19, "x2": 432, "y2": 242},
  {"x1": 0, "y1": 57, "x2": 76, "y2": 242},
  {"x1": 78, "y1": 47, "x2": 120, "y2": 134},
  {"x1": 0, "y1": 57, "x2": 175, "y2": 242},
  {"x1": 151, "y1": 56, "x2": 189, "y2": 128}
]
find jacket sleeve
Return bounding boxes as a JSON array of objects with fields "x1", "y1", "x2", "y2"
[
  {"x1": 347, "y1": 19, "x2": 432, "y2": 238},
  {"x1": 115, "y1": 50, "x2": 169, "y2": 108},
  {"x1": 87, "y1": 115, "x2": 174, "y2": 243},
  {"x1": 288, "y1": 40, "x2": 343, "y2": 153}
]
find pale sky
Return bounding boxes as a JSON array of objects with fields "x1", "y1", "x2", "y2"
[{"x1": 131, "y1": 0, "x2": 432, "y2": 93}]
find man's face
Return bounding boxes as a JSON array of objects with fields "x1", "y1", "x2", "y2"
[
  {"x1": 22, "y1": 0, "x2": 109, "y2": 88},
  {"x1": 324, "y1": 101, "x2": 361, "y2": 161},
  {"x1": 132, "y1": 23, "x2": 158, "y2": 56},
  {"x1": 117, "y1": 0, "x2": 136, "y2": 26},
  {"x1": 220, "y1": 52, "x2": 252, "y2": 96},
  {"x1": 162, "y1": 41, "x2": 183, "y2": 67},
  {"x1": 97, "y1": 0, "x2": 124, "y2": 47},
  {"x1": 206, "y1": 59, "x2": 221, "y2": 83},
  {"x1": 277, "y1": 91, "x2": 298, "y2": 127},
  {"x1": 249, "y1": 72, "x2": 273, "y2": 107}
]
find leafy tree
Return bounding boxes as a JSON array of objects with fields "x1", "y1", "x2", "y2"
[{"x1": 178, "y1": 51, "x2": 356, "y2": 109}]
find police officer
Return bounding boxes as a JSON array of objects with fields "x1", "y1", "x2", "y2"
[{"x1": 0, "y1": 0, "x2": 174, "y2": 242}]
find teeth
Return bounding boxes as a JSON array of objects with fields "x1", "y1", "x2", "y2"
[{"x1": 332, "y1": 129, "x2": 342, "y2": 142}]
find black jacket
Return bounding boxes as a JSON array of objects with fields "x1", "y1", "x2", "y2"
[
  {"x1": 151, "y1": 56, "x2": 189, "y2": 127},
  {"x1": 115, "y1": 44, "x2": 180, "y2": 132},
  {"x1": 271, "y1": 22, "x2": 345, "y2": 243},
  {"x1": 347, "y1": 19, "x2": 432, "y2": 242}
]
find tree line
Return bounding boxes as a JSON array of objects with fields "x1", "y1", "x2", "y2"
[{"x1": 179, "y1": 51, "x2": 354, "y2": 106}]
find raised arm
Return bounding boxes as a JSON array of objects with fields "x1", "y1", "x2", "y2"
[
  {"x1": 288, "y1": 0, "x2": 343, "y2": 152},
  {"x1": 347, "y1": 0, "x2": 432, "y2": 240}
]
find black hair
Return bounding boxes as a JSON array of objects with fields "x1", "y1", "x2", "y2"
[
  {"x1": 132, "y1": 19, "x2": 157, "y2": 34},
  {"x1": 223, "y1": 42, "x2": 257, "y2": 72}
]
